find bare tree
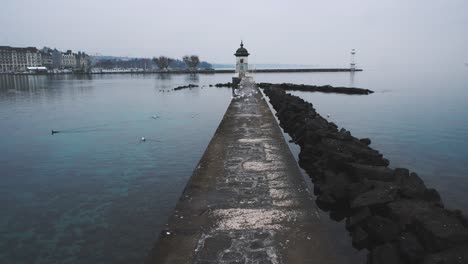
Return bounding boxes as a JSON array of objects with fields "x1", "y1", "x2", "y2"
[
  {"x1": 183, "y1": 55, "x2": 200, "y2": 71},
  {"x1": 153, "y1": 56, "x2": 173, "y2": 70}
]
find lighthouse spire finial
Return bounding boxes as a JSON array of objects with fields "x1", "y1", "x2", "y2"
[{"x1": 240, "y1": 40, "x2": 243, "y2": 47}]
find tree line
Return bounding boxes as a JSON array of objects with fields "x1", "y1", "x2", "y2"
[{"x1": 93, "y1": 55, "x2": 212, "y2": 70}]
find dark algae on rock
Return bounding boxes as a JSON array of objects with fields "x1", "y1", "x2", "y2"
[{"x1": 262, "y1": 86, "x2": 468, "y2": 264}]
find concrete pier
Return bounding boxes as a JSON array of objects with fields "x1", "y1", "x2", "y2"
[{"x1": 146, "y1": 78, "x2": 336, "y2": 264}]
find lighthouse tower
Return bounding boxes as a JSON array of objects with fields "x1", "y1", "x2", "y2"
[
  {"x1": 350, "y1": 49, "x2": 356, "y2": 71},
  {"x1": 234, "y1": 41, "x2": 250, "y2": 78}
]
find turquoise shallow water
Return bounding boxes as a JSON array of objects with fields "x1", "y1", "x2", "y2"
[
  {"x1": 0, "y1": 74, "x2": 234, "y2": 263},
  {"x1": 0, "y1": 67, "x2": 467, "y2": 263}
]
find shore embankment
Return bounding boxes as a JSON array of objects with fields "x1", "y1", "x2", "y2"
[{"x1": 263, "y1": 86, "x2": 468, "y2": 263}]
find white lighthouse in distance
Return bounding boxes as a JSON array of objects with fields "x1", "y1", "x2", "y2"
[
  {"x1": 350, "y1": 49, "x2": 356, "y2": 71},
  {"x1": 234, "y1": 41, "x2": 250, "y2": 78}
]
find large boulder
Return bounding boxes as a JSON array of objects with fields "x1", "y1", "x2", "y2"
[
  {"x1": 387, "y1": 199, "x2": 468, "y2": 252},
  {"x1": 351, "y1": 182, "x2": 399, "y2": 208},
  {"x1": 365, "y1": 215, "x2": 400, "y2": 243},
  {"x1": 423, "y1": 244, "x2": 468, "y2": 264},
  {"x1": 368, "y1": 243, "x2": 402, "y2": 264},
  {"x1": 317, "y1": 170, "x2": 353, "y2": 202},
  {"x1": 352, "y1": 226, "x2": 369, "y2": 250},
  {"x1": 346, "y1": 207, "x2": 372, "y2": 229},
  {"x1": 414, "y1": 208, "x2": 468, "y2": 252},
  {"x1": 399, "y1": 171, "x2": 428, "y2": 199},
  {"x1": 398, "y1": 232, "x2": 425, "y2": 263}
]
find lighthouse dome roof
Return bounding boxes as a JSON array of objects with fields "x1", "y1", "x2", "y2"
[{"x1": 234, "y1": 41, "x2": 250, "y2": 57}]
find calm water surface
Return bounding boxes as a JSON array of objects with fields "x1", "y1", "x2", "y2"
[
  {"x1": 0, "y1": 67, "x2": 467, "y2": 263},
  {"x1": 0, "y1": 74, "x2": 233, "y2": 263}
]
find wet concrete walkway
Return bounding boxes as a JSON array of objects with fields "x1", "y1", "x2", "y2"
[{"x1": 146, "y1": 79, "x2": 336, "y2": 264}]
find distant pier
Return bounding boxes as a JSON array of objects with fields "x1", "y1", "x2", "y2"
[
  {"x1": 89, "y1": 68, "x2": 362, "y2": 74},
  {"x1": 145, "y1": 78, "x2": 336, "y2": 264},
  {"x1": 0, "y1": 68, "x2": 362, "y2": 75}
]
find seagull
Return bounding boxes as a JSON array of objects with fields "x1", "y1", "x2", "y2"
[
  {"x1": 152, "y1": 115, "x2": 159, "y2": 119},
  {"x1": 141, "y1": 137, "x2": 146, "y2": 142},
  {"x1": 326, "y1": 114, "x2": 331, "y2": 118}
]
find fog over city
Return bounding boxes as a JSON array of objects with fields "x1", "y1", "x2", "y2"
[{"x1": 1, "y1": 0, "x2": 467, "y2": 67}]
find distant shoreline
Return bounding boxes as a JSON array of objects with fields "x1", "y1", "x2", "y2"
[{"x1": 0, "y1": 68, "x2": 363, "y2": 76}]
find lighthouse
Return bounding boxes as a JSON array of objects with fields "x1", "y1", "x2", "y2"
[
  {"x1": 234, "y1": 41, "x2": 250, "y2": 78},
  {"x1": 350, "y1": 49, "x2": 356, "y2": 71}
]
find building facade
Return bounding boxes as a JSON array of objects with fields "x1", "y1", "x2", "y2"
[
  {"x1": 40, "y1": 51, "x2": 53, "y2": 69},
  {"x1": 0, "y1": 46, "x2": 42, "y2": 73},
  {"x1": 61, "y1": 50, "x2": 76, "y2": 69},
  {"x1": 75, "y1": 52, "x2": 90, "y2": 71}
]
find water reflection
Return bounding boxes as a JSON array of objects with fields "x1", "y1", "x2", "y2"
[
  {"x1": 185, "y1": 73, "x2": 200, "y2": 82},
  {"x1": 0, "y1": 73, "x2": 234, "y2": 264},
  {"x1": 156, "y1": 73, "x2": 171, "y2": 80},
  {"x1": 349, "y1": 71, "x2": 355, "y2": 87},
  {"x1": 0, "y1": 75, "x2": 47, "y2": 91}
]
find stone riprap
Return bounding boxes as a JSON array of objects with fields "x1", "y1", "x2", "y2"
[
  {"x1": 146, "y1": 78, "x2": 336, "y2": 264},
  {"x1": 258, "y1": 83, "x2": 374, "y2": 95},
  {"x1": 262, "y1": 86, "x2": 468, "y2": 264},
  {"x1": 173, "y1": 84, "x2": 199, "y2": 91}
]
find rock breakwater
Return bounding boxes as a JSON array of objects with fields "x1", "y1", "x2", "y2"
[
  {"x1": 263, "y1": 86, "x2": 468, "y2": 264},
  {"x1": 173, "y1": 84, "x2": 198, "y2": 91},
  {"x1": 258, "y1": 83, "x2": 374, "y2": 95}
]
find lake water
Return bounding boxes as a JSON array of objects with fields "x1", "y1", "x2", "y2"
[{"x1": 0, "y1": 67, "x2": 467, "y2": 263}]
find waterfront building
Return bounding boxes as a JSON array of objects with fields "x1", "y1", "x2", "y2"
[
  {"x1": 0, "y1": 46, "x2": 42, "y2": 73},
  {"x1": 75, "y1": 52, "x2": 90, "y2": 71},
  {"x1": 61, "y1": 50, "x2": 76, "y2": 69},
  {"x1": 40, "y1": 51, "x2": 53, "y2": 69},
  {"x1": 234, "y1": 41, "x2": 249, "y2": 78},
  {"x1": 52, "y1": 49, "x2": 62, "y2": 69}
]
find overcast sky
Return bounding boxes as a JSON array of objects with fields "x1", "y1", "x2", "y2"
[{"x1": 1, "y1": 0, "x2": 467, "y2": 67}]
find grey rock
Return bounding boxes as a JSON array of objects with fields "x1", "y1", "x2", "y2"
[
  {"x1": 393, "y1": 168, "x2": 410, "y2": 184},
  {"x1": 346, "y1": 163, "x2": 395, "y2": 182},
  {"x1": 351, "y1": 226, "x2": 369, "y2": 250},
  {"x1": 423, "y1": 244, "x2": 468, "y2": 264},
  {"x1": 388, "y1": 199, "x2": 468, "y2": 252},
  {"x1": 346, "y1": 207, "x2": 372, "y2": 229},
  {"x1": 399, "y1": 172, "x2": 427, "y2": 199},
  {"x1": 399, "y1": 232, "x2": 425, "y2": 263},
  {"x1": 368, "y1": 243, "x2": 402, "y2": 264},
  {"x1": 414, "y1": 208, "x2": 468, "y2": 252},
  {"x1": 346, "y1": 181, "x2": 373, "y2": 201},
  {"x1": 359, "y1": 138, "x2": 371, "y2": 146},
  {"x1": 351, "y1": 183, "x2": 398, "y2": 208},
  {"x1": 423, "y1": 188, "x2": 442, "y2": 204},
  {"x1": 365, "y1": 215, "x2": 400, "y2": 243}
]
